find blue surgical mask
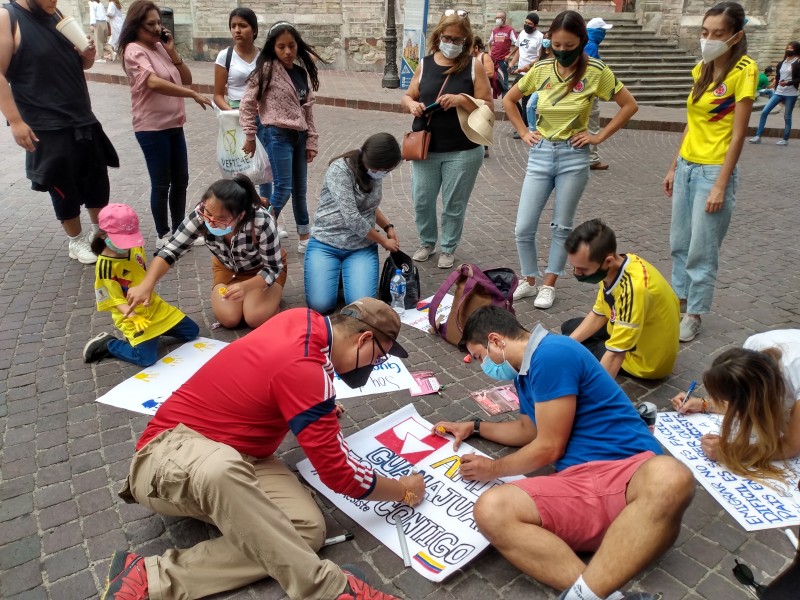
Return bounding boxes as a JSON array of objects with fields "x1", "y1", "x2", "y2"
[
  {"x1": 481, "y1": 340, "x2": 519, "y2": 381},
  {"x1": 367, "y1": 169, "x2": 389, "y2": 180},
  {"x1": 105, "y1": 238, "x2": 125, "y2": 253},
  {"x1": 439, "y1": 41, "x2": 463, "y2": 59},
  {"x1": 542, "y1": 39, "x2": 551, "y2": 49},
  {"x1": 206, "y1": 222, "x2": 234, "y2": 236}
]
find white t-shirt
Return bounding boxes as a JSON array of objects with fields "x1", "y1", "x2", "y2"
[
  {"x1": 744, "y1": 329, "x2": 800, "y2": 410},
  {"x1": 777, "y1": 58, "x2": 798, "y2": 97},
  {"x1": 516, "y1": 29, "x2": 543, "y2": 69},
  {"x1": 215, "y1": 48, "x2": 258, "y2": 102}
]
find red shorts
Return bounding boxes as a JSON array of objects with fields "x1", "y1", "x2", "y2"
[{"x1": 511, "y1": 451, "x2": 655, "y2": 553}]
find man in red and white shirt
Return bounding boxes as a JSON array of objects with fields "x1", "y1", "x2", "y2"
[
  {"x1": 102, "y1": 298, "x2": 424, "y2": 600},
  {"x1": 489, "y1": 10, "x2": 517, "y2": 94}
]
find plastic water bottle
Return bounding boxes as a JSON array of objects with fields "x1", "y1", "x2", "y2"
[{"x1": 390, "y1": 269, "x2": 406, "y2": 315}]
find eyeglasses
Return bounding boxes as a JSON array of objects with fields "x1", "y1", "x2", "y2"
[
  {"x1": 444, "y1": 9, "x2": 469, "y2": 18},
  {"x1": 732, "y1": 559, "x2": 768, "y2": 599},
  {"x1": 440, "y1": 35, "x2": 467, "y2": 45},
  {"x1": 373, "y1": 337, "x2": 389, "y2": 366},
  {"x1": 197, "y1": 202, "x2": 236, "y2": 228}
]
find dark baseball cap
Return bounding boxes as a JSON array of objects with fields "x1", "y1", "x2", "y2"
[{"x1": 339, "y1": 298, "x2": 409, "y2": 358}]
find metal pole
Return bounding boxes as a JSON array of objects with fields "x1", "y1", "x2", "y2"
[{"x1": 382, "y1": 0, "x2": 400, "y2": 88}]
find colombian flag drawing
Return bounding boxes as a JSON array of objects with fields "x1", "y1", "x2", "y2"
[{"x1": 413, "y1": 551, "x2": 445, "y2": 574}]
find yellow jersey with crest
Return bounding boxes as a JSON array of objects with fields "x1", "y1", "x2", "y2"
[
  {"x1": 94, "y1": 247, "x2": 186, "y2": 346},
  {"x1": 517, "y1": 57, "x2": 624, "y2": 140},
  {"x1": 680, "y1": 55, "x2": 758, "y2": 165}
]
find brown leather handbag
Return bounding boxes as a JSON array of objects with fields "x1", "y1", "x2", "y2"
[{"x1": 401, "y1": 74, "x2": 450, "y2": 161}]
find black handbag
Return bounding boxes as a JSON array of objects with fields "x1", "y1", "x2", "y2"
[{"x1": 379, "y1": 250, "x2": 421, "y2": 310}]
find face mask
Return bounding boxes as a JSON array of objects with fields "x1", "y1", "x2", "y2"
[
  {"x1": 575, "y1": 266, "x2": 609, "y2": 284},
  {"x1": 205, "y1": 222, "x2": 234, "y2": 236},
  {"x1": 495, "y1": 18, "x2": 503, "y2": 26},
  {"x1": 338, "y1": 340, "x2": 376, "y2": 388},
  {"x1": 699, "y1": 34, "x2": 736, "y2": 64},
  {"x1": 786, "y1": 51, "x2": 796, "y2": 57},
  {"x1": 542, "y1": 39, "x2": 551, "y2": 49},
  {"x1": 524, "y1": 25, "x2": 534, "y2": 34},
  {"x1": 552, "y1": 46, "x2": 583, "y2": 67},
  {"x1": 481, "y1": 341, "x2": 519, "y2": 381},
  {"x1": 105, "y1": 238, "x2": 125, "y2": 254},
  {"x1": 367, "y1": 169, "x2": 389, "y2": 180},
  {"x1": 440, "y1": 42, "x2": 463, "y2": 60}
]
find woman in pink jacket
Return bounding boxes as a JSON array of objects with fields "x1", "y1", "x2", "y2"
[{"x1": 240, "y1": 22, "x2": 322, "y2": 254}]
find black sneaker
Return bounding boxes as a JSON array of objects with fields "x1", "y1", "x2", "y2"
[{"x1": 84, "y1": 332, "x2": 115, "y2": 363}]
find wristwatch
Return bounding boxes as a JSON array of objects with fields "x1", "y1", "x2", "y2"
[
  {"x1": 473, "y1": 418, "x2": 482, "y2": 437},
  {"x1": 383, "y1": 223, "x2": 394, "y2": 233}
]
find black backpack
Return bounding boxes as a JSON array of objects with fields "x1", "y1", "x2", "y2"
[{"x1": 379, "y1": 250, "x2": 421, "y2": 310}]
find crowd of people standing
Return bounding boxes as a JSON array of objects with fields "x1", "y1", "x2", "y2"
[{"x1": 1, "y1": 1, "x2": 799, "y2": 599}]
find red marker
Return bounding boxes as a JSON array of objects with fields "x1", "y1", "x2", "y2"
[{"x1": 463, "y1": 354, "x2": 471, "y2": 363}]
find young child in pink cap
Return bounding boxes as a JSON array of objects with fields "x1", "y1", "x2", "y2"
[{"x1": 83, "y1": 203, "x2": 199, "y2": 366}]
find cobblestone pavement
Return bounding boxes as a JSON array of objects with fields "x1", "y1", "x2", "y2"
[{"x1": 1, "y1": 81, "x2": 799, "y2": 600}]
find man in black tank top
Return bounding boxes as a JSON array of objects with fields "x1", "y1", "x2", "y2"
[{"x1": 0, "y1": 0, "x2": 119, "y2": 266}]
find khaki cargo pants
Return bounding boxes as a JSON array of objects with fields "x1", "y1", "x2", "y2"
[{"x1": 119, "y1": 424, "x2": 347, "y2": 600}]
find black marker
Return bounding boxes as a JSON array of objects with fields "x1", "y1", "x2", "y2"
[{"x1": 323, "y1": 531, "x2": 355, "y2": 547}]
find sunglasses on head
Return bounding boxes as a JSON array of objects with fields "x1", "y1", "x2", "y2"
[
  {"x1": 732, "y1": 559, "x2": 768, "y2": 599},
  {"x1": 444, "y1": 9, "x2": 469, "y2": 18}
]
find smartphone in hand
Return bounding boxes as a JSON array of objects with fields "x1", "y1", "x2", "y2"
[
  {"x1": 160, "y1": 28, "x2": 170, "y2": 43},
  {"x1": 422, "y1": 101, "x2": 441, "y2": 116}
]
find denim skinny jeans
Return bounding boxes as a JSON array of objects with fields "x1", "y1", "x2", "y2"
[
  {"x1": 255, "y1": 115, "x2": 273, "y2": 199},
  {"x1": 264, "y1": 125, "x2": 309, "y2": 235},
  {"x1": 303, "y1": 238, "x2": 379, "y2": 314},
  {"x1": 107, "y1": 316, "x2": 199, "y2": 367},
  {"x1": 134, "y1": 127, "x2": 189, "y2": 237},
  {"x1": 755, "y1": 93, "x2": 798, "y2": 141},
  {"x1": 515, "y1": 139, "x2": 590, "y2": 278},
  {"x1": 670, "y1": 158, "x2": 738, "y2": 315}
]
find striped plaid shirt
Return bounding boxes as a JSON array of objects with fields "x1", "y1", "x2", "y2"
[{"x1": 157, "y1": 206, "x2": 283, "y2": 285}]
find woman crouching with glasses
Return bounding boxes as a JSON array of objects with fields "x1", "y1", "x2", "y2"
[
  {"x1": 125, "y1": 175, "x2": 287, "y2": 329},
  {"x1": 401, "y1": 9, "x2": 493, "y2": 270}
]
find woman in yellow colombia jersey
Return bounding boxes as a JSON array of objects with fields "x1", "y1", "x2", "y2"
[
  {"x1": 663, "y1": 2, "x2": 756, "y2": 343},
  {"x1": 502, "y1": 11, "x2": 637, "y2": 310}
]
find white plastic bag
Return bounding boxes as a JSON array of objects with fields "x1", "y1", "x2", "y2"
[{"x1": 215, "y1": 108, "x2": 272, "y2": 185}]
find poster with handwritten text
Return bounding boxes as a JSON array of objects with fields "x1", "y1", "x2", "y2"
[
  {"x1": 297, "y1": 404, "x2": 522, "y2": 581},
  {"x1": 655, "y1": 411, "x2": 800, "y2": 531}
]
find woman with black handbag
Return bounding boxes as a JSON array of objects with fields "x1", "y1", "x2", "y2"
[
  {"x1": 304, "y1": 133, "x2": 402, "y2": 314},
  {"x1": 400, "y1": 9, "x2": 493, "y2": 270}
]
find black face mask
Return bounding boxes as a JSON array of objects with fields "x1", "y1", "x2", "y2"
[
  {"x1": 338, "y1": 340, "x2": 377, "y2": 389},
  {"x1": 524, "y1": 25, "x2": 535, "y2": 34},
  {"x1": 786, "y1": 51, "x2": 797, "y2": 57},
  {"x1": 575, "y1": 265, "x2": 609, "y2": 284},
  {"x1": 552, "y1": 46, "x2": 583, "y2": 67}
]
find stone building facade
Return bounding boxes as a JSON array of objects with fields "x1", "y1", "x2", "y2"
[{"x1": 58, "y1": 0, "x2": 800, "y2": 71}]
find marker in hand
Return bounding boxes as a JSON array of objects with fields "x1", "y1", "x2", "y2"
[{"x1": 678, "y1": 380, "x2": 697, "y2": 413}]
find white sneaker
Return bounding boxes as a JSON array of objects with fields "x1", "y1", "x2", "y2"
[
  {"x1": 68, "y1": 236, "x2": 97, "y2": 264},
  {"x1": 412, "y1": 245, "x2": 435, "y2": 262},
  {"x1": 748, "y1": 136, "x2": 761, "y2": 144},
  {"x1": 278, "y1": 227, "x2": 289, "y2": 239},
  {"x1": 95, "y1": 59, "x2": 107, "y2": 63},
  {"x1": 437, "y1": 252, "x2": 455, "y2": 269},
  {"x1": 192, "y1": 236, "x2": 206, "y2": 246},
  {"x1": 513, "y1": 280, "x2": 538, "y2": 301},
  {"x1": 298, "y1": 238, "x2": 308, "y2": 253},
  {"x1": 156, "y1": 234, "x2": 171, "y2": 249},
  {"x1": 533, "y1": 285, "x2": 556, "y2": 309},
  {"x1": 776, "y1": 139, "x2": 788, "y2": 146}
]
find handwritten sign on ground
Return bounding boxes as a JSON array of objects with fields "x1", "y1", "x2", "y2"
[
  {"x1": 96, "y1": 338, "x2": 227, "y2": 415},
  {"x1": 655, "y1": 411, "x2": 800, "y2": 531},
  {"x1": 400, "y1": 294, "x2": 453, "y2": 333},
  {"x1": 297, "y1": 404, "x2": 522, "y2": 581},
  {"x1": 333, "y1": 356, "x2": 415, "y2": 399}
]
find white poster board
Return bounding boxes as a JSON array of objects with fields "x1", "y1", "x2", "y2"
[
  {"x1": 297, "y1": 404, "x2": 522, "y2": 581},
  {"x1": 655, "y1": 412, "x2": 800, "y2": 531},
  {"x1": 400, "y1": 293, "x2": 453, "y2": 333},
  {"x1": 97, "y1": 339, "x2": 418, "y2": 416},
  {"x1": 96, "y1": 338, "x2": 228, "y2": 415}
]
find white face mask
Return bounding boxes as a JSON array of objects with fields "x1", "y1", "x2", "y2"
[
  {"x1": 440, "y1": 41, "x2": 463, "y2": 59},
  {"x1": 699, "y1": 33, "x2": 736, "y2": 64},
  {"x1": 495, "y1": 18, "x2": 503, "y2": 26}
]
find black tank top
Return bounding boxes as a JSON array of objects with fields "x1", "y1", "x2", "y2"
[
  {"x1": 5, "y1": 1, "x2": 97, "y2": 130},
  {"x1": 412, "y1": 54, "x2": 478, "y2": 153}
]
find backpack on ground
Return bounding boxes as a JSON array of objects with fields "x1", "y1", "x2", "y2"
[
  {"x1": 428, "y1": 263, "x2": 518, "y2": 346},
  {"x1": 379, "y1": 250, "x2": 421, "y2": 310}
]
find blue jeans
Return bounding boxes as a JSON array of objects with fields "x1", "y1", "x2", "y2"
[
  {"x1": 515, "y1": 139, "x2": 589, "y2": 278},
  {"x1": 108, "y1": 316, "x2": 199, "y2": 367},
  {"x1": 264, "y1": 126, "x2": 309, "y2": 235},
  {"x1": 526, "y1": 92, "x2": 538, "y2": 132},
  {"x1": 497, "y1": 60, "x2": 510, "y2": 93},
  {"x1": 303, "y1": 238, "x2": 379, "y2": 314},
  {"x1": 755, "y1": 93, "x2": 797, "y2": 140},
  {"x1": 255, "y1": 115, "x2": 273, "y2": 199},
  {"x1": 670, "y1": 158, "x2": 738, "y2": 315},
  {"x1": 134, "y1": 128, "x2": 189, "y2": 237}
]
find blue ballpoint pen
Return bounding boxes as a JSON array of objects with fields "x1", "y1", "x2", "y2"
[{"x1": 678, "y1": 380, "x2": 697, "y2": 413}]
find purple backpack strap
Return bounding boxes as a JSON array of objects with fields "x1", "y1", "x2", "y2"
[{"x1": 428, "y1": 266, "x2": 466, "y2": 333}]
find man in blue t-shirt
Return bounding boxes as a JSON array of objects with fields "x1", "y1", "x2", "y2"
[{"x1": 435, "y1": 307, "x2": 693, "y2": 600}]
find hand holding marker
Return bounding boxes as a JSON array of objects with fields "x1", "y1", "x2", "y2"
[{"x1": 678, "y1": 380, "x2": 697, "y2": 414}]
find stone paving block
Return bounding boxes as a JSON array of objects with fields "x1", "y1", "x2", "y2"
[
  {"x1": 46, "y1": 571, "x2": 97, "y2": 600},
  {"x1": 38, "y1": 500, "x2": 79, "y2": 530},
  {"x1": 695, "y1": 571, "x2": 750, "y2": 600},
  {"x1": 34, "y1": 481, "x2": 72, "y2": 510},
  {"x1": 42, "y1": 522, "x2": 84, "y2": 555},
  {"x1": 0, "y1": 492, "x2": 33, "y2": 521},
  {"x1": 43, "y1": 546, "x2": 89, "y2": 582},
  {"x1": 0, "y1": 535, "x2": 41, "y2": 570},
  {"x1": 0, "y1": 559, "x2": 42, "y2": 596},
  {"x1": 6, "y1": 587, "x2": 48, "y2": 600}
]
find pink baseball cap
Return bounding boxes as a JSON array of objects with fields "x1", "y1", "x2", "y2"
[{"x1": 99, "y1": 204, "x2": 145, "y2": 249}]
